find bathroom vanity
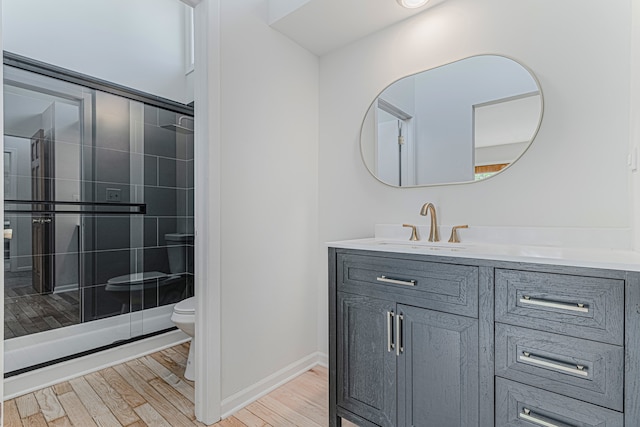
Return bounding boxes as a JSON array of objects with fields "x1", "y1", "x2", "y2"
[{"x1": 328, "y1": 238, "x2": 640, "y2": 427}]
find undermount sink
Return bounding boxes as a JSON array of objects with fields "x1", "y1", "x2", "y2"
[{"x1": 374, "y1": 240, "x2": 470, "y2": 252}]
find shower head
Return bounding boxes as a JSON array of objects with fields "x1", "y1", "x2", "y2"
[{"x1": 160, "y1": 115, "x2": 194, "y2": 134}]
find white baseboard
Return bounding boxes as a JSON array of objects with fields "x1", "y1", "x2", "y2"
[
  {"x1": 4, "y1": 329, "x2": 190, "y2": 400},
  {"x1": 220, "y1": 351, "x2": 328, "y2": 419},
  {"x1": 317, "y1": 352, "x2": 328, "y2": 367}
]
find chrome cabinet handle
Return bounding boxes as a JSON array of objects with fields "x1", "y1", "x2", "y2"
[
  {"x1": 396, "y1": 314, "x2": 403, "y2": 356},
  {"x1": 519, "y1": 352, "x2": 588, "y2": 377},
  {"x1": 377, "y1": 276, "x2": 416, "y2": 287},
  {"x1": 520, "y1": 296, "x2": 589, "y2": 313},
  {"x1": 387, "y1": 311, "x2": 395, "y2": 352},
  {"x1": 519, "y1": 408, "x2": 561, "y2": 427}
]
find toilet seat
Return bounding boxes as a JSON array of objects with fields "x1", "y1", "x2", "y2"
[{"x1": 173, "y1": 296, "x2": 195, "y2": 315}]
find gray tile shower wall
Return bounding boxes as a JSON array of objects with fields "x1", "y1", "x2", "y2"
[{"x1": 79, "y1": 100, "x2": 194, "y2": 318}]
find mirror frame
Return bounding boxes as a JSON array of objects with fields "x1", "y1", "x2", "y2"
[{"x1": 359, "y1": 54, "x2": 544, "y2": 188}]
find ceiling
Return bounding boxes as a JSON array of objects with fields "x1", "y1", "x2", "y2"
[{"x1": 268, "y1": 0, "x2": 447, "y2": 56}]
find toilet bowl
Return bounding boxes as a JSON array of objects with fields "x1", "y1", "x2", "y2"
[
  {"x1": 171, "y1": 296, "x2": 195, "y2": 380},
  {"x1": 105, "y1": 233, "x2": 194, "y2": 311}
]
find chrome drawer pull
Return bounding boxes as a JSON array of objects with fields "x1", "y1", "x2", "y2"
[
  {"x1": 387, "y1": 311, "x2": 395, "y2": 352},
  {"x1": 377, "y1": 276, "x2": 416, "y2": 287},
  {"x1": 520, "y1": 352, "x2": 588, "y2": 377},
  {"x1": 519, "y1": 408, "x2": 561, "y2": 427},
  {"x1": 520, "y1": 296, "x2": 589, "y2": 313}
]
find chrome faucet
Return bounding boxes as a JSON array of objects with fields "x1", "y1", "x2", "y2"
[{"x1": 419, "y1": 202, "x2": 439, "y2": 242}]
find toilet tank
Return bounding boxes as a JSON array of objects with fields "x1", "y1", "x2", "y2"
[{"x1": 165, "y1": 233, "x2": 194, "y2": 274}]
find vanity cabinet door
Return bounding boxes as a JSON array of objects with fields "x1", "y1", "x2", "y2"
[
  {"x1": 337, "y1": 292, "x2": 397, "y2": 427},
  {"x1": 397, "y1": 304, "x2": 479, "y2": 427}
]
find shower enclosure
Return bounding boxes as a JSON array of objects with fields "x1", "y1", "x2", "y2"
[{"x1": 3, "y1": 54, "x2": 194, "y2": 374}]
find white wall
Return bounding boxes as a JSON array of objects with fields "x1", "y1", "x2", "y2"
[
  {"x1": 318, "y1": 0, "x2": 632, "y2": 353},
  {"x1": 219, "y1": 0, "x2": 319, "y2": 399},
  {"x1": 632, "y1": 0, "x2": 640, "y2": 251},
  {"x1": 3, "y1": 0, "x2": 192, "y2": 104}
]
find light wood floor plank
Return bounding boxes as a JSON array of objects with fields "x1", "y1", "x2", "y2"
[
  {"x1": 280, "y1": 369, "x2": 329, "y2": 411},
  {"x1": 52, "y1": 382, "x2": 73, "y2": 396},
  {"x1": 216, "y1": 417, "x2": 248, "y2": 427},
  {"x1": 113, "y1": 364, "x2": 195, "y2": 427},
  {"x1": 148, "y1": 378, "x2": 197, "y2": 421},
  {"x1": 267, "y1": 385, "x2": 327, "y2": 426},
  {"x1": 124, "y1": 359, "x2": 157, "y2": 382},
  {"x1": 244, "y1": 401, "x2": 298, "y2": 427},
  {"x1": 149, "y1": 350, "x2": 192, "y2": 386},
  {"x1": 140, "y1": 354, "x2": 180, "y2": 384},
  {"x1": 257, "y1": 395, "x2": 323, "y2": 427},
  {"x1": 141, "y1": 355, "x2": 195, "y2": 403},
  {"x1": 15, "y1": 393, "x2": 40, "y2": 419},
  {"x1": 69, "y1": 377, "x2": 121, "y2": 426},
  {"x1": 233, "y1": 407, "x2": 272, "y2": 427},
  {"x1": 57, "y1": 392, "x2": 98, "y2": 427},
  {"x1": 133, "y1": 403, "x2": 172, "y2": 427},
  {"x1": 21, "y1": 413, "x2": 48, "y2": 427},
  {"x1": 313, "y1": 365, "x2": 328, "y2": 375},
  {"x1": 47, "y1": 416, "x2": 74, "y2": 427},
  {"x1": 84, "y1": 371, "x2": 140, "y2": 426},
  {"x1": 162, "y1": 345, "x2": 188, "y2": 365},
  {"x1": 4, "y1": 399, "x2": 23, "y2": 426},
  {"x1": 173, "y1": 342, "x2": 190, "y2": 360},
  {"x1": 99, "y1": 367, "x2": 147, "y2": 409},
  {"x1": 33, "y1": 387, "x2": 65, "y2": 422}
]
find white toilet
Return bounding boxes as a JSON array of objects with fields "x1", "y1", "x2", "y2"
[{"x1": 171, "y1": 296, "x2": 196, "y2": 380}]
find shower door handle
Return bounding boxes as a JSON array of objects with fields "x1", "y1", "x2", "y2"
[{"x1": 32, "y1": 218, "x2": 52, "y2": 224}]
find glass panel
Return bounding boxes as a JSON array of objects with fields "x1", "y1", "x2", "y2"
[
  {"x1": 141, "y1": 105, "x2": 194, "y2": 334},
  {"x1": 3, "y1": 65, "x2": 194, "y2": 373}
]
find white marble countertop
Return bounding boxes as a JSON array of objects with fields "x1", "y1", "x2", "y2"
[{"x1": 327, "y1": 237, "x2": 640, "y2": 272}]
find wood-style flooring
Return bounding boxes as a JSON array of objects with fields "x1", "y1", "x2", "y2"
[
  {"x1": 4, "y1": 290, "x2": 80, "y2": 339},
  {"x1": 4, "y1": 271, "x2": 80, "y2": 339},
  {"x1": 4, "y1": 342, "x2": 357, "y2": 426}
]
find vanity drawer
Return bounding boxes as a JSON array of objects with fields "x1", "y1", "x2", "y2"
[
  {"x1": 495, "y1": 324, "x2": 623, "y2": 411},
  {"x1": 496, "y1": 378, "x2": 623, "y2": 427},
  {"x1": 337, "y1": 253, "x2": 478, "y2": 317},
  {"x1": 495, "y1": 269, "x2": 624, "y2": 345}
]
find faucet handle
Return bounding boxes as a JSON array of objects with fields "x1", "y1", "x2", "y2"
[
  {"x1": 402, "y1": 224, "x2": 419, "y2": 241},
  {"x1": 448, "y1": 225, "x2": 468, "y2": 243}
]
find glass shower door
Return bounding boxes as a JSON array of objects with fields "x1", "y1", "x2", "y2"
[{"x1": 4, "y1": 62, "x2": 194, "y2": 374}]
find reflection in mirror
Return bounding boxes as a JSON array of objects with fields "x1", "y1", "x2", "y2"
[{"x1": 360, "y1": 55, "x2": 543, "y2": 187}]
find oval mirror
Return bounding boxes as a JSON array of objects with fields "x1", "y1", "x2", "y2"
[{"x1": 360, "y1": 55, "x2": 543, "y2": 187}]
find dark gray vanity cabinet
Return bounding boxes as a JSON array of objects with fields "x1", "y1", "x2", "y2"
[
  {"x1": 331, "y1": 250, "x2": 484, "y2": 427},
  {"x1": 329, "y1": 247, "x2": 640, "y2": 427}
]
